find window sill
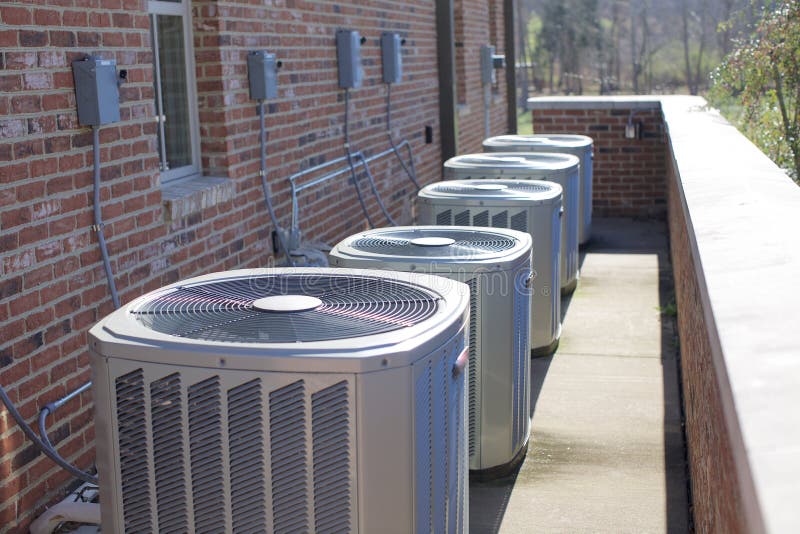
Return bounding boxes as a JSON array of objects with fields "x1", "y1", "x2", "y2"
[{"x1": 161, "y1": 175, "x2": 235, "y2": 222}]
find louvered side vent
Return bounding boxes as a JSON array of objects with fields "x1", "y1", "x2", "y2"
[
  {"x1": 510, "y1": 211, "x2": 528, "y2": 233},
  {"x1": 228, "y1": 379, "x2": 266, "y2": 533},
  {"x1": 312, "y1": 381, "x2": 352, "y2": 533},
  {"x1": 466, "y1": 278, "x2": 480, "y2": 462},
  {"x1": 437, "y1": 209, "x2": 452, "y2": 225},
  {"x1": 492, "y1": 210, "x2": 508, "y2": 228},
  {"x1": 432, "y1": 355, "x2": 449, "y2": 534},
  {"x1": 115, "y1": 369, "x2": 153, "y2": 534},
  {"x1": 269, "y1": 381, "x2": 308, "y2": 533},
  {"x1": 454, "y1": 210, "x2": 470, "y2": 226},
  {"x1": 448, "y1": 343, "x2": 467, "y2": 534},
  {"x1": 512, "y1": 275, "x2": 531, "y2": 451},
  {"x1": 188, "y1": 377, "x2": 225, "y2": 534},
  {"x1": 472, "y1": 210, "x2": 489, "y2": 227},
  {"x1": 415, "y1": 362, "x2": 433, "y2": 534},
  {"x1": 150, "y1": 373, "x2": 188, "y2": 533}
]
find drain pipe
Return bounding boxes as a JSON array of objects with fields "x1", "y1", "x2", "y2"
[{"x1": 258, "y1": 100, "x2": 295, "y2": 266}]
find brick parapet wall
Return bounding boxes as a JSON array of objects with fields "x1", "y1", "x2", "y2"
[
  {"x1": 531, "y1": 106, "x2": 667, "y2": 219},
  {"x1": 0, "y1": 0, "x2": 508, "y2": 531},
  {"x1": 666, "y1": 149, "x2": 745, "y2": 533}
]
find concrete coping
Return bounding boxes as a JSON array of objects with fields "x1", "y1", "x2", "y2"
[
  {"x1": 531, "y1": 94, "x2": 800, "y2": 533},
  {"x1": 526, "y1": 95, "x2": 661, "y2": 110}
]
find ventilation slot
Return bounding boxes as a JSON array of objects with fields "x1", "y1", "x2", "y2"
[
  {"x1": 188, "y1": 377, "x2": 225, "y2": 534},
  {"x1": 415, "y1": 362, "x2": 433, "y2": 534},
  {"x1": 436, "y1": 209, "x2": 452, "y2": 225},
  {"x1": 448, "y1": 344, "x2": 466, "y2": 534},
  {"x1": 150, "y1": 373, "x2": 188, "y2": 533},
  {"x1": 472, "y1": 210, "x2": 489, "y2": 227},
  {"x1": 270, "y1": 381, "x2": 308, "y2": 533},
  {"x1": 512, "y1": 274, "x2": 530, "y2": 451},
  {"x1": 432, "y1": 354, "x2": 449, "y2": 534},
  {"x1": 492, "y1": 210, "x2": 508, "y2": 228},
  {"x1": 510, "y1": 211, "x2": 528, "y2": 233},
  {"x1": 312, "y1": 381, "x2": 352, "y2": 533},
  {"x1": 454, "y1": 210, "x2": 470, "y2": 226},
  {"x1": 228, "y1": 379, "x2": 266, "y2": 533},
  {"x1": 466, "y1": 278, "x2": 479, "y2": 462},
  {"x1": 115, "y1": 369, "x2": 153, "y2": 534}
]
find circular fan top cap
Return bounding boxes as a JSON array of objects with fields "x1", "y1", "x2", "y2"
[
  {"x1": 252, "y1": 294, "x2": 323, "y2": 313},
  {"x1": 410, "y1": 236, "x2": 456, "y2": 247},
  {"x1": 472, "y1": 183, "x2": 508, "y2": 191}
]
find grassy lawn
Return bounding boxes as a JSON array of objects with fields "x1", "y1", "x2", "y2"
[{"x1": 517, "y1": 108, "x2": 533, "y2": 134}]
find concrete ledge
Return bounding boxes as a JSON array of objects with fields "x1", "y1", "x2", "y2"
[
  {"x1": 161, "y1": 175, "x2": 235, "y2": 221},
  {"x1": 527, "y1": 96, "x2": 661, "y2": 111}
]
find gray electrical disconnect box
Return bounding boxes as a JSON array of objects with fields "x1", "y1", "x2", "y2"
[
  {"x1": 247, "y1": 50, "x2": 279, "y2": 100},
  {"x1": 336, "y1": 29, "x2": 363, "y2": 89},
  {"x1": 480, "y1": 45, "x2": 496, "y2": 85},
  {"x1": 381, "y1": 32, "x2": 403, "y2": 84},
  {"x1": 480, "y1": 45, "x2": 506, "y2": 86},
  {"x1": 72, "y1": 56, "x2": 120, "y2": 126}
]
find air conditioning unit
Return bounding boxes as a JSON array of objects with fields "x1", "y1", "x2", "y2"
[
  {"x1": 484, "y1": 134, "x2": 594, "y2": 246},
  {"x1": 417, "y1": 179, "x2": 563, "y2": 356},
  {"x1": 443, "y1": 152, "x2": 581, "y2": 295},
  {"x1": 329, "y1": 226, "x2": 532, "y2": 476},
  {"x1": 89, "y1": 268, "x2": 469, "y2": 533}
]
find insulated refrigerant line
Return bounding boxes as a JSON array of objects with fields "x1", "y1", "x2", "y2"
[
  {"x1": 0, "y1": 379, "x2": 97, "y2": 485},
  {"x1": 343, "y1": 88, "x2": 398, "y2": 226},
  {"x1": 343, "y1": 88, "x2": 377, "y2": 228},
  {"x1": 385, "y1": 83, "x2": 421, "y2": 191},
  {"x1": 258, "y1": 100, "x2": 295, "y2": 267}
]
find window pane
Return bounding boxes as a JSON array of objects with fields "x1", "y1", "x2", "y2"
[{"x1": 156, "y1": 14, "x2": 192, "y2": 171}]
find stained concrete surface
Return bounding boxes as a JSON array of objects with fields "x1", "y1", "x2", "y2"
[{"x1": 471, "y1": 217, "x2": 690, "y2": 534}]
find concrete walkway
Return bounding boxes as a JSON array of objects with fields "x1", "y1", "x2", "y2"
[{"x1": 471, "y1": 217, "x2": 690, "y2": 533}]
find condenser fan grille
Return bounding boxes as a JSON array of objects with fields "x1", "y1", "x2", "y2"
[
  {"x1": 349, "y1": 233, "x2": 517, "y2": 257},
  {"x1": 131, "y1": 274, "x2": 440, "y2": 343}
]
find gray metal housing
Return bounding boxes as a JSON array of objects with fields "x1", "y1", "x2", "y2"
[
  {"x1": 336, "y1": 29, "x2": 363, "y2": 89},
  {"x1": 417, "y1": 180, "x2": 563, "y2": 354},
  {"x1": 484, "y1": 134, "x2": 594, "y2": 245},
  {"x1": 330, "y1": 227, "x2": 532, "y2": 473},
  {"x1": 247, "y1": 50, "x2": 279, "y2": 100},
  {"x1": 443, "y1": 152, "x2": 580, "y2": 294},
  {"x1": 72, "y1": 56, "x2": 120, "y2": 126},
  {"x1": 89, "y1": 268, "x2": 469, "y2": 533},
  {"x1": 380, "y1": 32, "x2": 403, "y2": 84}
]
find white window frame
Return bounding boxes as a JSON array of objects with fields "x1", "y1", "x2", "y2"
[{"x1": 148, "y1": 0, "x2": 202, "y2": 183}]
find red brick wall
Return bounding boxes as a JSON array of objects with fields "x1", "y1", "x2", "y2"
[
  {"x1": 0, "y1": 0, "x2": 509, "y2": 530},
  {"x1": 454, "y1": 0, "x2": 509, "y2": 153},
  {"x1": 667, "y1": 147, "x2": 746, "y2": 533},
  {"x1": 531, "y1": 106, "x2": 667, "y2": 218}
]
